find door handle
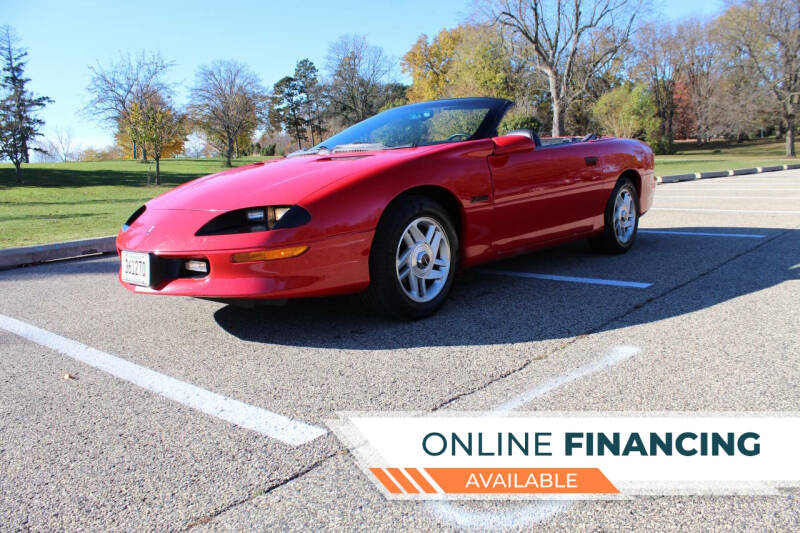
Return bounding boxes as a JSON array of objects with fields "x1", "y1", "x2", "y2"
[{"x1": 584, "y1": 156, "x2": 598, "y2": 166}]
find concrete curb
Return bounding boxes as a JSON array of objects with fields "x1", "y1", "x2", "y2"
[
  {"x1": 0, "y1": 236, "x2": 116, "y2": 270},
  {"x1": 659, "y1": 173, "x2": 697, "y2": 183},
  {"x1": 698, "y1": 170, "x2": 729, "y2": 179},
  {"x1": 731, "y1": 167, "x2": 758, "y2": 176},
  {"x1": 656, "y1": 162, "x2": 800, "y2": 184}
]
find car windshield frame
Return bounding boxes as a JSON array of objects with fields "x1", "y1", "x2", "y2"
[{"x1": 294, "y1": 98, "x2": 513, "y2": 156}]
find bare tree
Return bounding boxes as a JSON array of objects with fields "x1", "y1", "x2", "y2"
[
  {"x1": 84, "y1": 50, "x2": 173, "y2": 160},
  {"x1": 189, "y1": 60, "x2": 267, "y2": 166},
  {"x1": 710, "y1": 72, "x2": 776, "y2": 141},
  {"x1": 183, "y1": 131, "x2": 207, "y2": 158},
  {"x1": 47, "y1": 127, "x2": 77, "y2": 161},
  {"x1": 490, "y1": 0, "x2": 643, "y2": 136},
  {"x1": 675, "y1": 20, "x2": 761, "y2": 143},
  {"x1": 325, "y1": 35, "x2": 394, "y2": 125},
  {"x1": 31, "y1": 138, "x2": 58, "y2": 162},
  {"x1": 675, "y1": 20, "x2": 716, "y2": 143},
  {"x1": 634, "y1": 23, "x2": 680, "y2": 151},
  {"x1": 717, "y1": 0, "x2": 799, "y2": 157}
]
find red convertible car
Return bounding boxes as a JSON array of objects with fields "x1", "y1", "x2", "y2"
[{"x1": 117, "y1": 97, "x2": 654, "y2": 319}]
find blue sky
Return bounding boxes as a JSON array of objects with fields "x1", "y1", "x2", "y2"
[{"x1": 4, "y1": 0, "x2": 724, "y2": 148}]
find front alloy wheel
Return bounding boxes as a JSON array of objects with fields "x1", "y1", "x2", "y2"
[
  {"x1": 363, "y1": 196, "x2": 458, "y2": 319},
  {"x1": 396, "y1": 217, "x2": 451, "y2": 303}
]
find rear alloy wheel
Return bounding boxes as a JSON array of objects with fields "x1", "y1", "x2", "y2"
[
  {"x1": 362, "y1": 197, "x2": 458, "y2": 319},
  {"x1": 589, "y1": 177, "x2": 639, "y2": 254}
]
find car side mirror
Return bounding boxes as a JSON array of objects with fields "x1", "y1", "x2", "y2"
[{"x1": 492, "y1": 135, "x2": 535, "y2": 155}]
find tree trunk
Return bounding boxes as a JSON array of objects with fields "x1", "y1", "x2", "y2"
[
  {"x1": 14, "y1": 161, "x2": 21, "y2": 184},
  {"x1": 155, "y1": 157, "x2": 161, "y2": 185},
  {"x1": 141, "y1": 147, "x2": 147, "y2": 163},
  {"x1": 225, "y1": 134, "x2": 233, "y2": 167},
  {"x1": 235, "y1": 137, "x2": 240, "y2": 159},
  {"x1": 664, "y1": 114, "x2": 674, "y2": 153},
  {"x1": 548, "y1": 74, "x2": 563, "y2": 137},
  {"x1": 787, "y1": 118, "x2": 796, "y2": 158},
  {"x1": 132, "y1": 140, "x2": 137, "y2": 160}
]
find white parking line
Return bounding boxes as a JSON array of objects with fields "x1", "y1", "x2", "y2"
[
  {"x1": 714, "y1": 177, "x2": 797, "y2": 181},
  {"x1": 651, "y1": 207, "x2": 800, "y2": 214},
  {"x1": 0, "y1": 313, "x2": 326, "y2": 446},
  {"x1": 662, "y1": 187, "x2": 800, "y2": 191},
  {"x1": 482, "y1": 269, "x2": 652, "y2": 289},
  {"x1": 654, "y1": 196, "x2": 800, "y2": 200},
  {"x1": 493, "y1": 345, "x2": 640, "y2": 413},
  {"x1": 639, "y1": 229, "x2": 766, "y2": 238},
  {"x1": 427, "y1": 345, "x2": 641, "y2": 528},
  {"x1": 427, "y1": 500, "x2": 570, "y2": 529}
]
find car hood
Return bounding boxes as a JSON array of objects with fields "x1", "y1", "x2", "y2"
[{"x1": 146, "y1": 148, "x2": 430, "y2": 212}]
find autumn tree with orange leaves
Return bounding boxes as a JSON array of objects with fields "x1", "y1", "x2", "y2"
[{"x1": 125, "y1": 96, "x2": 186, "y2": 184}]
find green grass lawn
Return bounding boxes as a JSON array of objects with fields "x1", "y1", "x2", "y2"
[
  {"x1": 655, "y1": 139, "x2": 796, "y2": 176},
  {"x1": 0, "y1": 157, "x2": 269, "y2": 248},
  {"x1": 1, "y1": 139, "x2": 796, "y2": 249}
]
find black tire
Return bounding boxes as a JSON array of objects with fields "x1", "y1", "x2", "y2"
[
  {"x1": 588, "y1": 176, "x2": 640, "y2": 254},
  {"x1": 361, "y1": 196, "x2": 459, "y2": 320}
]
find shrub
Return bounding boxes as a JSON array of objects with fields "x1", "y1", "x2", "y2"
[
  {"x1": 498, "y1": 110, "x2": 541, "y2": 136},
  {"x1": 592, "y1": 84, "x2": 661, "y2": 146}
]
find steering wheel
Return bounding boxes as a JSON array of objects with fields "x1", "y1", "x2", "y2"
[{"x1": 446, "y1": 133, "x2": 470, "y2": 142}]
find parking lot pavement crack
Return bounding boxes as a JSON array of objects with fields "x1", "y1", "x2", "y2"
[
  {"x1": 184, "y1": 449, "x2": 346, "y2": 530},
  {"x1": 430, "y1": 224, "x2": 799, "y2": 412}
]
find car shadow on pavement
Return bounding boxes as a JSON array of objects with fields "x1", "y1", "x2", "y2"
[{"x1": 214, "y1": 226, "x2": 798, "y2": 349}]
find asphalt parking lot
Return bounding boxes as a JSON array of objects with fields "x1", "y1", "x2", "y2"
[{"x1": 2, "y1": 170, "x2": 799, "y2": 531}]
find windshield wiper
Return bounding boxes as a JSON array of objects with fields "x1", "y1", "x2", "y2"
[
  {"x1": 331, "y1": 142, "x2": 387, "y2": 153},
  {"x1": 386, "y1": 143, "x2": 417, "y2": 149},
  {"x1": 290, "y1": 142, "x2": 417, "y2": 157},
  {"x1": 287, "y1": 145, "x2": 329, "y2": 158},
  {"x1": 331, "y1": 142, "x2": 417, "y2": 153}
]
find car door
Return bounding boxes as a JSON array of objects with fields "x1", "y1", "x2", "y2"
[{"x1": 488, "y1": 140, "x2": 594, "y2": 253}]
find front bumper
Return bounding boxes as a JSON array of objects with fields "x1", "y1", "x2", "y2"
[{"x1": 117, "y1": 230, "x2": 374, "y2": 299}]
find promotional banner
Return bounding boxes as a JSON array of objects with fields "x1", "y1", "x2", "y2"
[{"x1": 328, "y1": 413, "x2": 800, "y2": 500}]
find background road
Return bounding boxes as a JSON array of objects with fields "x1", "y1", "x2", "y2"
[{"x1": 2, "y1": 170, "x2": 799, "y2": 531}]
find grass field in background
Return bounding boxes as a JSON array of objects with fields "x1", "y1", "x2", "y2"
[
  {"x1": 654, "y1": 139, "x2": 795, "y2": 176},
  {"x1": 1, "y1": 139, "x2": 796, "y2": 248},
  {"x1": 0, "y1": 157, "x2": 269, "y2": 248}
]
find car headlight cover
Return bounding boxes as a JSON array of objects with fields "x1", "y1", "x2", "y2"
[
  {"x1": 195, "y1": 205, "x2": 311, "y2": 236},
  {"x1": 121, "y1": 205, "x2": 146, "y2": 232}
]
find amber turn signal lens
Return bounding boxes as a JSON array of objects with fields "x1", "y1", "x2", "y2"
[{"x1": 231, "y1": 246, "x2": 309, "y2": 263}]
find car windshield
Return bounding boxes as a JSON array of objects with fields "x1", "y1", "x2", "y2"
[{"x1": 293, "y1": 99, "x2": 508, "y2": 156}]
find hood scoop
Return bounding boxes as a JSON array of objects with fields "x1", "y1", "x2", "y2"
[{"x1": 314, "y1": 155, "x2": 373, "y2": 162}]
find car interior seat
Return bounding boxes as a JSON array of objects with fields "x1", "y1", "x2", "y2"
[{"x1": 505, "y1": 129, "x2": 542, "y2": 148}]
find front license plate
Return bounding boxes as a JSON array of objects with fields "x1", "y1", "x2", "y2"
[{"x1": 121, "y1": 250, "x2": 150, "y2": 286}]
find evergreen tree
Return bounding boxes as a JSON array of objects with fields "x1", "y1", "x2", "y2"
[
  {"x1": 0, "y1": 25, "x2": 52, "y2": 183},
  {"x1": 294, "y1": 59, "x2": 325, "y2": 146},
  {"x1": 270, "y1": 76, "x2": 307, "y2": 150}
]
